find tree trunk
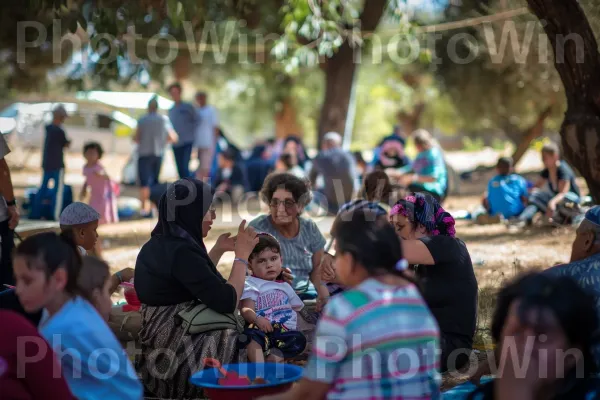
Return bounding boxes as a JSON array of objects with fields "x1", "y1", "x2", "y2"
[
  {"x1": 275, "y1": 96, "x2": 301, "y2": 138},
  {"x1": 527, "y1": 0, "x2": 600, "y2": 202},
  {"x1": 397, "y1": 103, "x2": 425, "y2": 136},
  {"x1": 172, "y1": 51, "x2": 191, "y2": 81},
  {"x1": 511, "y1": 106, "x2": 553, "y2": 166},
  {"x1": 317, "y1": 48, "x2": 357, "y2": 146},
  {"x1": 316, "y1": 0, "x2": 388, "y2": 147}
]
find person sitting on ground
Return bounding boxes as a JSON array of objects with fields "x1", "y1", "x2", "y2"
[
  {"x1": 77, "y1": 256, "x2": 113, "y2": 321},
  {"x1": 279, "y1": 135, "x2": 310, "y2": 171},
  {"x1": 13, "y1": 232, "x2": 143, "y2": 400},
  {"x1": 263, "y1": 209, "x2": 441, "y2": 400},
  {"x1": 134, "y1": 178, "x2": 293, "y2": 399},
  {"x1": 389, "y1": 129, "x2": 448, "y2": 202},
  {"x1": 544, "y1": 206, "x2": 600, "y2": 359},
  {"x1": 0, "y1": 287, "x2": 43, "y2": 325},
  {"x1": 468, "y1": 272, "x2": 600, "y2": 400},
  {"x1": 389, "y1": 193, "x2": 477, "y2": 372},
  {"x1": 477, "y1": 157, "x2": 528, "y2": 224},
  {"x1": 353, "y1": 150, "x2": 367, "y2": 184},
  {"x1": 78, "y1": 256, "x2": 140, "y2": 341},
  {"x1": 250, "y1": 173, "x2": 328, "y2": 309},
  {"x1": 59, "y1": 202, "x2": 100, "y2": 256},
  {"x1": 374, "y1": 136, "x2": 410, "y2": 171},
  {"x1": 213, "y1": 147, "x2": 249, "y2": 204},
  {"x1": 0, "y1": 310, "x2": 74, "y2": 400},
  {"x1": 358, "y1": 170, "x2": 394, "y2": 210},
  {"x1": 246, "y1": 143, "x2": 276, "y2": 193},
  {"x1": 515, "y1": 142, "x2": 581, "y2": 227},
  {"x1": 275, "y1": 153, "x2": 306, "y2": 179},
  {"x1": 60, "y1": 201, "x2": 133, "y2": 290},
  {"x1": 239, "y1": 233, "x2": 306, "y2": 363},
  {"x1": 309, "y1": 132, "x2": 357, "y2": 215},
  {"x1": 321, "y1": 199, "x2": 389, "y2": 296}
]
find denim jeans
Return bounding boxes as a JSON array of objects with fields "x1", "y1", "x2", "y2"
[
  {"x1": 172, "y1": 143, "x2": 193, "y2": 179},
  {"x1": 35, "y1": 169, "x2": 64, "y2": 221}
]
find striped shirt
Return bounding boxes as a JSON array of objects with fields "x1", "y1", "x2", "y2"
[
  {"x1": 305, "y1": 279, "x2": 441, "y2": 400},
  {"x1": 249, "y1": 215, "x2": 326, "y2": 291}
]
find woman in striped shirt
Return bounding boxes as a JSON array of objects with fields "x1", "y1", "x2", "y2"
[{"x1": 262, "y1": 209, "x2": 441, "y2": 400}]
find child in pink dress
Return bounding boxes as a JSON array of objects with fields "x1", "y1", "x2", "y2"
[{"x1": 81, "y1": 142, "x2": 119, "y2": 225}]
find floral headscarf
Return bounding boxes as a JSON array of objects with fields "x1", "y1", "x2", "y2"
[{"x1": 390, "y1": 193, "x2": 456, "y2": 237}]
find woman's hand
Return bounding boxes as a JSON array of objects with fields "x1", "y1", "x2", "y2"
[
  {"x1": 281, "y1": 268, "x2": 294, "y2": 285},
  {"x1": 215, "y1": 233, "x2": 237, "y2": 253},
  {"x1": 234, "y1": 220, "x2": 259, "y2": 261},
  {"x1": 255, "y1": 316, "x2": 274, "y2": 333},
  {"x1": 109, "y1": 268, "x2": 135, "y2": 294},
  {"x1": 320, "y1": 253, "x2": 336, "y2": 282},
  {"x1": 117, "y1": 268, "x2": 135, "y2": 283}
]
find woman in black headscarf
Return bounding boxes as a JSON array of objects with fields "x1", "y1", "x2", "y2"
[{"x1": 134, "y1": 178, "x2": 259, "y2": 399}]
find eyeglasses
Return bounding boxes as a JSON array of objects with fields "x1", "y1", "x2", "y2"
[
  {"x1": 269, "y1": 199, "x2": 297, "y2": 210},
  {"x1": 208, "y1": 207, "x2": 217, "y2": 217}
]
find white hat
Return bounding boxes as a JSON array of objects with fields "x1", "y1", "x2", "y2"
[
  {"x1": 59, "y1": 202, "x2": 100, "y2": 225},
  {"x1": 323, "y1": 131, "x2": 342, "y2": 144}
]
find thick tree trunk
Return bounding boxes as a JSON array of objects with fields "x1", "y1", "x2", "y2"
[
  {"x1": 511, "y1": 106, "x2": 552, "y2": 166},
  {"x1": 316, "y1": 0, "x2": 388, "y2": 147},
  {"x1": 172, "y1": 51, "x2": 191, "y2": 81},
  {"x1": 317, "y1": 49, "x2": 357, "y2": 145},
  {"x1": 527, "y1": 0, "x2": 600, "y2": 202},
  {"x1": 275, "y1": 96, "x2": 301, "y2": 138}
]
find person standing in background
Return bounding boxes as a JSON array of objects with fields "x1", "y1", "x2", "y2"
[
  {"x1": 168, "y1": 83, "x2": 198, "y2": 179},
  {"x1": 309, "y1": 132, "x2": 357, "y2": 215},
  {"x1": 39, "y1": 104, "x2": 70, "y2": 221},
  {"x1": 194, "y1": 91, "x2": 219, "y2": 181},
  {"x1": 135, "y1": 97, "x2": 177, "y2": 217},
  {"x1": 0, "y1": 133, "x2": 20, "y2": 286}
]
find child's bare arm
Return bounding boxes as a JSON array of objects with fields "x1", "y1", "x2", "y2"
[
  {"x1": 241, "y1": 298, "x2": 273, "y2": 332},
  {"x1": 240, "y1": 298, "x2": 258, "y2": 325}
]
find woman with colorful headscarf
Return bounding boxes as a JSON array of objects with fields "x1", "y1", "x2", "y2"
[{"x1": 390, "y1": 192, "x2": 478, "y2": 372}]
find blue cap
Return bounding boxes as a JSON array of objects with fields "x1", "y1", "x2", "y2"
[{"x1": 585, "y1": 206, "x2": 600, "y2": 227}]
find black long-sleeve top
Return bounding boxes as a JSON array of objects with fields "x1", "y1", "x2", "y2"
[{"x1": 134, "y1": 236, "x2": 237, "y2": 314}]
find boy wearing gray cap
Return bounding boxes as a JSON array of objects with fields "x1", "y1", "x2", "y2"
[{"x1": 59, "y1": 202, "x2": 100, "y2": 256}]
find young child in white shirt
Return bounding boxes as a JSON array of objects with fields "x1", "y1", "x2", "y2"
[{"x1": 239, "y1": 233, "x2": 306, "y2": 363}]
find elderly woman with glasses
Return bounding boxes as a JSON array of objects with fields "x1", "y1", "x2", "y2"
[{"x1": 249, "y1": 173, "x2": 329, "y2": 311}]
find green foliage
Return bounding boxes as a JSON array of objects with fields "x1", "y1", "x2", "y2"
[
  {"x1": 462, "y1": 136, "x2": 485, "y2": 152},
  {"x1": 433, "y1": 0, "x2": 567, "y2": 140}
]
